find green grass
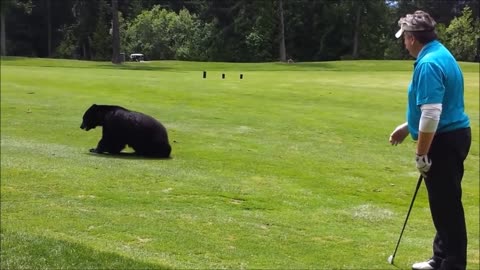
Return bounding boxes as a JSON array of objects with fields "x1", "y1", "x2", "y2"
[{"x1": 1, "y1": 57, "x2": 478, "y2": 269}]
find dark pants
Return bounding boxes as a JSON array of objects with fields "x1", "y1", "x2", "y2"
[{"x1": 425, "y1": 127, "x2": 471, "y2": 270}]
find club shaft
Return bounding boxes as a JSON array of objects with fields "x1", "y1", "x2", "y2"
[{"x1": 391, "y1": 175, "x2": 423, "y2": 261}]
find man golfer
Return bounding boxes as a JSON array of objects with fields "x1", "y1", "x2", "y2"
[{"x1": 389, "y1": 10, "x2": 471, "y2": 270}]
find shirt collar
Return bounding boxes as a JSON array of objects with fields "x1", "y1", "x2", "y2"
[{"x1": 414, "y1": 40, "x2": 439, "y2": 65}]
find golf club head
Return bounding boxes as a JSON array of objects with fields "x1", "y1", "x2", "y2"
[{"x1": 388, "y1": 255, "x2": 394, "y2": 265}]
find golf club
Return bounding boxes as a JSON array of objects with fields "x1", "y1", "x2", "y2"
[{"x1": 388, "y1": 174, "x2": 424, "y2": 265}]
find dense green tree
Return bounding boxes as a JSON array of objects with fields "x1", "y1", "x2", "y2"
[
  {"x1": 90, "y1": 0, "x2": 111, "y2": 60},
  {"x1": 2, "y1": 0, "x2": 478, "y2": 62},
  {"x1": 55, "y1": 0, "x2": 119, "y2": 60},
  {"x1": 386, "y1": 0, "x2": 479, "y2": 60},
  {"x1": 66, "y1": 0, "x2": 101, "y2": 59},
  {"x1": 394, "y1": 0, "x2": 479, "y2": 24},
  {"x1": 443, "y1": 6, "x2": 480, "y2": 61},
  {"x1": 174, "y1": 9, "x2": 215, "y2": 60},
  {"x1": 197, "y1": 0, "x2": 248, "y2": 61},
  {"x1": 123, "y1": 6, "x2": 175, "y2": 59},
  {"x1": 236, "y1": 0, "x2": 278, "y2": 62},
  {"x1": 1, "y1": 0, "x2": 33, "y2": 56},
  {"x1": 345, "y1": 0, "x2": 391, "y2": 59},
  {"x1": 124, "y1": 6, "x2": 213, "y2": 60},
  {"x1": 0, "y1": 0, "x2": 14, "y2": 55},
  {"x1": 278, "y1": 0, "x2": 286, "y2": 62},
  {"x1": 283, "y1": 0, "x2": 352, "y2": 61}
]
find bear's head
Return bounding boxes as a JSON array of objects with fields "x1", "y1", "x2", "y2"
[{"x1": 80, "y1": 104, "x2": 102, "y2": 131}]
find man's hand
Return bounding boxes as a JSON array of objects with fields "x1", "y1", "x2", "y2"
[
  {"x1": 416, "y1": 154, "x2": 431, "y2": 177},
  {"x1": 390, "y1": 122, "x2": 409, "y2": 145}
]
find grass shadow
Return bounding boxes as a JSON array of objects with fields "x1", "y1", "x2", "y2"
[
  {"x1": 96, "y1": 63, "x2": 178, "y2": 72},
  {"x1": 36, "y1": 63, "x2": 178, "y2": 72},
  {"x1": 0, "y1": 229, "x2": 171, "y2": 269},
  {"x1": 1, "y1": 57, "x2": 177, "y2": 72},
  {"x1": 85, "y1": 151, "x2": 172, "y2": 160}
]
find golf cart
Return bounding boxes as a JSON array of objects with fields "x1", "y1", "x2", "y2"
[{"x1": 130, "y1": 53, "x2": 144, "y2": 62}]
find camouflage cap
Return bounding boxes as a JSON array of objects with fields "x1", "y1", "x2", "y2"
[{"x1": 395, "y1": 10, "x2": 436, "y2": 38}]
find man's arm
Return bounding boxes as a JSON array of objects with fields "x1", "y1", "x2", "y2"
[
  {"x1": 416, "y1": 103, "x2": 442, "y2": 155},
  {"x1": 415, "y1": 103, "x2": 442, "y2": 176}
]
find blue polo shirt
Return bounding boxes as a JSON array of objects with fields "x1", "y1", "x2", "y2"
[{"x1": 407, "y1": 40, "x2": 470, "y2": 140}]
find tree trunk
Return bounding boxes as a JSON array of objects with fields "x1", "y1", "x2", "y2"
[
  {"x1": 1, "y1": 9, "x2": 6, "y2": 56},
  {"x1": 352, "y1": 3, "x2": 361, "y2": 59},
  {"x1": 111, "y1": 0, "x2": 121, "y2": 64},
  {"x1": 47, "y1": 0, "x2": 51, "y2": 57},
  {"x1": 82, "y1": 43, "x2": 87, "y2": 59},
  {"x1": 278, "y1": 0, "x2": 286, "y2": 62}
]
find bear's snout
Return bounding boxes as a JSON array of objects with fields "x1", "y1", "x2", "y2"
[{"x1": 80, "y1": 123, "x2": 91, "y2": 131}]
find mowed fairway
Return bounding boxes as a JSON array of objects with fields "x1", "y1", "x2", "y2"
[{"x1": 1, "y1": 57, "x2": 478, "y2": 269}]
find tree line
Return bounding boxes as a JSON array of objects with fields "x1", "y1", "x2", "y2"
[{"x1": 1, "y1": 0, "x2": 479, "y2": 63}]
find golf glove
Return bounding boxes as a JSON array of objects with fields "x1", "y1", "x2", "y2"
[{"x1": 416, "y1": 154, "x2": 431, "y2": 177}]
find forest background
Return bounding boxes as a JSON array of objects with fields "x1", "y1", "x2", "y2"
[{"x1": 1, "y1": 0, "x2": 479, "y2": 63}]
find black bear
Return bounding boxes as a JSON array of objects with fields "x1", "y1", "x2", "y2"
[{"x1": 80, "y1": 104, "x2": 171, "y2": 158}]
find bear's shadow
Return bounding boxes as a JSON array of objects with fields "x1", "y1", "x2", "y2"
[{"x1": 86, "y1": 152, "x2": 171, "y2": 160}]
